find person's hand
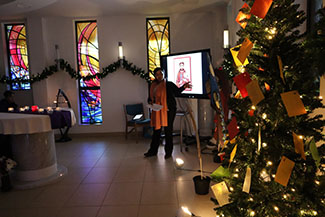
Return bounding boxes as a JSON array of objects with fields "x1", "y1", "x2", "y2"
[{"x1": 183, "y1": 82, "x2": 192, "y2": 89}]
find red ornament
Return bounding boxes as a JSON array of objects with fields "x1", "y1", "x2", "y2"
[
  {"x1": 248, "y1": 109, "x2": 255, "y2": 116},
  {"x1": 227, "y1": 117, "x2": 240, "y2": 140},
  {"x1": 31, "y1": 105, "x2": 38, "y2": 112},
  {"x1": 218, "y1": 152, "x2": 226, "y2": 161},
  {"x1": 250, "y1": 0, "x2": 273, "y2": 19},
  {"x1": 236, "y1": 3, "x2": 251, "y2": 29},
  {"x1": 233, "y1": 72, "x2": 251, "y2": 98}
]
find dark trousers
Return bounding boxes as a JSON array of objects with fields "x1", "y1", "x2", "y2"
[{"x1": 148, "y1": 108, "x2": 176, "y2": 155}]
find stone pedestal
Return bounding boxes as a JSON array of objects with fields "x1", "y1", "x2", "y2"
[{"x1": 10, "y1": 131, "x2": 67, "y2": 189}]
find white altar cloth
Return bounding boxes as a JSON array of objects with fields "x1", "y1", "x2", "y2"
[{"x1": 0, "y1": 112, "x2": 51, "y2": 135}]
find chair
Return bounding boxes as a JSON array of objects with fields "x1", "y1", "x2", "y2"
[{"x1": 124, "y1": 103, "x2": 151, "y2": 143}]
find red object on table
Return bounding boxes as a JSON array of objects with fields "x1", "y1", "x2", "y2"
[{"x1": 31, "y1": 105, "x2": 39, "y2": 112}]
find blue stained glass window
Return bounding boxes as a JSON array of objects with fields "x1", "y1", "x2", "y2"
[
  {"x1": 5, "y1": 24, "x2": 30, "y2": 90},
  {"x1": 76, "y1": 20, "x2": 102, "y2": 124},
  {"x1": 80, "y1": 89, "x2": 102, "y2": 124}
]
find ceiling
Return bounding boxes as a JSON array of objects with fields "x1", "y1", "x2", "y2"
[{"x1": 0, "y1": 0, "x2": 229, "y2": 18}]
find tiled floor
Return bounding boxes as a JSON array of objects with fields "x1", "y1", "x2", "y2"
[{"x1": 0, "y1": 134, "x2": 220, "y2": 217}]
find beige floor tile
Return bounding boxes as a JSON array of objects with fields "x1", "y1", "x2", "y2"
[
  {"x1": 102, "y1": 182, "x2": 142, "y2": 205},
  {"x1": 138, "y1": 205, "x2": 178, "y2": 217},
  {"x1": 144, "y1": 166, "x2": 175, "y2": 182},
  {"x1": 69, "y1": 156, "x2": 100, "y2": 168},
  {"x1": 83, "y1": 167, "x2": 118, "y2": 183},
  {"x1": 57, "y1": 167, "x2": 92, "y2": 185},
  {"x1": 0, "y1": 187, "x2": 43, "y2": 209},
  {"x1": 144, "y1": 154, "x2": 175, "y2": 168},
  {"x1": 174, "y1": 170, "x2": 202, "y2": 181},
  {"x1": 1, "y1": 135, "x2": 220, "y2": 217},
  {"x1": 141, "y1": 182, "x2": 177, "y2": 205},
  {"x1": 30, "y1": 184, "x2": 79, "y2": 208},
  {"x1": 178, "y1": 201, "x2": 217, "y2": 217},
  {"x1": 97, "y1": 205, "x2": 139, "y2": 217},
  {"x1": 176, "y1": 180, "x2": 213, "y2": 204},
  {"x1": 120, "y1": 156, "x2": 147, "y2": 168},
  {"x1": 56, "y1": 206, "x2": 100, "y2": 217},
  {"x1": 113, "y1": 166, "x2": 146, "y2": 182},
  {"x1": 79, "y1": 146, "x2": 107, "y2": 158},
  {"x1": 65, "y1": 184, "x2": 110, "y2": 206},
  {"x1": 11, "y1": 207, "x2": 59, "y2": 217},
  {"x1": 95, "y1": 157, "x2": 122, "y2": 168}
]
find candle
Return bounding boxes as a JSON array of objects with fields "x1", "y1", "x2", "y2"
[
  {"x1": 19, "y1": 107, "x2": 25, "y2": 112},
  {"x1": 24, "y1": 106, "x2": 30, "y2": 110},
  {"x1": 38, "y1": 108, "x2": 44, "y2": 112},
  {"x1": 8, "y1": 107, "x2": 14, "y2": 112}
]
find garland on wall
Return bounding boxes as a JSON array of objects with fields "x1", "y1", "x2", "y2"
[{"x1": 0, "y1": 59, "x2": 152, "y2": 85}]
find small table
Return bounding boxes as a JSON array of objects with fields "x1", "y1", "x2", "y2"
[
  {"x1": 0, "y1": 112, "x2": 67, "y2": 189},
  {"x1": 16, "y1": 108, "x2": 76, "y2": 142}
]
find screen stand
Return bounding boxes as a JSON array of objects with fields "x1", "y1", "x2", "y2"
[{"x1": 198, "y1": 99, "x2": 216, "y2": 154}]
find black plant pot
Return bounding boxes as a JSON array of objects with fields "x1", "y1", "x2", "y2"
[
  {"x1": 1, "y1": 174, "x2": 12, "y2": 192},
  {"x1": 193, "y1": 175, "x2": 211, "y2": 195}
]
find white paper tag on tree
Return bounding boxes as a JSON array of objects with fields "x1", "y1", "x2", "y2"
[
  {"x1": 242, "y1": 167, "x2": 251, "y2": 193},
  {"x1": 211, "y1": 181, "x2": 230, "y2": 207}
]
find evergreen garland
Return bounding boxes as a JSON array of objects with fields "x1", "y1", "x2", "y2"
[{"x1": 0, "y1": 58, "x2": 152, "y2": 85}]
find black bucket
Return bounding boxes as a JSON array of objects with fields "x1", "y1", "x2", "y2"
[{"x1": 193, "y1": 175, "x2": 211, "y2": 195}]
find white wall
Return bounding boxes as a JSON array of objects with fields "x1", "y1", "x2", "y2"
[
  {"x1": 227, "y1": 0, "x2": 243, "y2": 47},
  {"x1": 0, "y1": 6, "x2": 226, "y2": 134}
]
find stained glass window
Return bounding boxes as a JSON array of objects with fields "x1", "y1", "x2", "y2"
[
  {"x1": 5, "y1": 24, "x2": 30, "y2": 90},
  {"x1": 146, "y1": 18, "x2": 170, "y2": 80},
  {"x1": 75, "y1": 20, "x2": 102, "y2": 124}
]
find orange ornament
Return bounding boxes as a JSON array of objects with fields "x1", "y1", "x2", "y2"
[{"x1": 236, "y1": 3, "x2": 251, "y2": 29}]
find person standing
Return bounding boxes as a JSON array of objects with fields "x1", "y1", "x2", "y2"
[{"x1": 144, "y1": 67, "x2": 191, "y2": 159}]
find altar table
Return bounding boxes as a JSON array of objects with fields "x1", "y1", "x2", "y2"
[{"x1": 0, "y1": 113, "x2": 67, "y2": 189}]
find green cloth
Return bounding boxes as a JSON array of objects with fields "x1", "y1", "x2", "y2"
[
  {"x1": 211, "y1": 166, "x2": 231, "y2": 179},
  {"x1": 309, "y1": 139, "x2": 320, "y2": 167}
]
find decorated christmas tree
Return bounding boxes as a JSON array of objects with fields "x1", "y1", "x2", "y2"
[{"x1": 211, "y1": 0, "x2": 325, "y2": 216}]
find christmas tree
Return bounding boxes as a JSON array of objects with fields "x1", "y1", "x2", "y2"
[{"x1": 211, "y1": 0, "x2": 325, "y2": 216}]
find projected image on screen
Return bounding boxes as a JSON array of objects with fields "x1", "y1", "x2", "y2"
[
  {"x1": 174, "y1": 57, "x2": 192, "y2": 90},
  {"x1": 167, "y1": 52, "x2": 203, "y2": 95}
]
